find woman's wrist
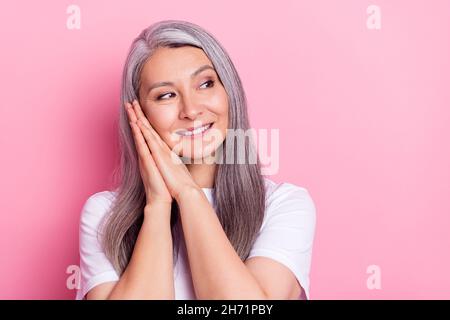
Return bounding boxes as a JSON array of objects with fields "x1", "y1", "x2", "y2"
[
  {"x1": 174, "y1": 184, "x2": 204, "y2": 204},
  {"x1": 144, "y1": 201, "x2": 172, "y2": 220}
]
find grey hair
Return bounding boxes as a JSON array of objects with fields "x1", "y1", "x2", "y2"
[{"x1": 100, "y1": 20, "x2": 266, "y2": 275}]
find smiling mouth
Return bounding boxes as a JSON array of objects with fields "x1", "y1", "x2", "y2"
[{"x1": 176, "y1": 123, "x2": 214, "y2": 137}]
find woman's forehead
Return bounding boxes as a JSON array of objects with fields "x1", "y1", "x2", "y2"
[{"x1": 141, "y1": 46, "x2": 215, "y2": 84}]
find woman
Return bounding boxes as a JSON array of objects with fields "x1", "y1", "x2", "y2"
[{"x1": 76, "y1": 20, "x2": 316, "y2": 300}]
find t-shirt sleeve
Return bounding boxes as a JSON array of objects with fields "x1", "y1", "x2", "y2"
[
  {"x1": 247, "y1": 183, "x2": 317, "y2": 300},
  {"x1": 75, "y1": 192, "x2": 120, "y2": 300}
]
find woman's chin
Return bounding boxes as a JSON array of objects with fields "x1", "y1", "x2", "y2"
[{"x1": 177, "y1": 149, "x2": 218, "y2": 164}]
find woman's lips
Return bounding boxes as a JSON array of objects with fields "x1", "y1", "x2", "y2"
[{"x1": 176, "y1": 123, "x2": 213, "y2": 138}]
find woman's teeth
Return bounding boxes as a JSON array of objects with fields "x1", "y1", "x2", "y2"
[{"x1": 178, "y1": 123, "x2": 212, "y2": 136}]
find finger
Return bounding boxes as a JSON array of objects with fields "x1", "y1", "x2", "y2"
[
  {"x1": 137, "y1": 119, "x2": 178, "y2": 174},
  {"x1": 130, "y1": 123, "x2": 163, "y2": 185},
  {"x1": 137, "y1": 119, "x2": 185, "y2": 175},
  {"x1": 129, "y1": 121, "x2": 159, "y2": 170},
  {"x1": 127, "y1": 101, "x2": 162, "y2": 148},
  {"x1": 131, "y1": 101, "x2": 169, "y2": 153},
  {"x1": 132, "y1": 100, "x2": 160, "y2": 139},
  {"x1": 130, "y1": 122, "x2": 165, "y2": 183},
  {"x1": 136, "y1": 118, "x2": 172, "y2": 156},
  {"x1": 131, "y1": 100, "x2": 175, "y2": 156},
  {"x1": 132, "y1": 100, "x2": 150, "y2": 125},
  {"x1": 125, "y1": 102, "x2": 138, "y2": 123},
  {"x1": 136, "y1": 119, "x2": 162, "y2": 152}
]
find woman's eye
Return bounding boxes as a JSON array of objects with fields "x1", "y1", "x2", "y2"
[
  {"x1": 156, "y1": 80, "x2": 214, "y2": 100},
  {"x1": 157, "y1": 92, "x2": 175, "y2": 100},
  {"x1": 200, "y1": 80, "x2": 215, "y2": 89}
]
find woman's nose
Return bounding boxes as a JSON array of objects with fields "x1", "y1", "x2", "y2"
[{"x1": 178, "y1": 94, "x2": 204, "y2": 120}]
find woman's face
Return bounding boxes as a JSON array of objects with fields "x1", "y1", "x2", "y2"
[{"x1": 138, "y1": 46, "x2": 229, "y2": 161}]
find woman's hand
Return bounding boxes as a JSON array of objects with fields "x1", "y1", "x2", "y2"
[
  {"x1": 127, "y1": 100, "x2": 200, "y2": 202},
  {"x1": 125, "y1": 101, "x2": 172, "y2": 208}
]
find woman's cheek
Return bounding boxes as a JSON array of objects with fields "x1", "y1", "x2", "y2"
[
  {"x1": 210, "y1": 89, "x2": 229, "y2": 116},
  {"x1": 145, "y1": 103, "x2": 171, "y2": 126},
  {"x1": 146, "y1": 106, "x2": 180, "y2": 145}
]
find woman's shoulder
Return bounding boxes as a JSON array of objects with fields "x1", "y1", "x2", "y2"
[
  {"x1": 262, "y1": 177, "x2": 316, "y2": 223},
  {"x1": 252, "y1": 178, "x2": 316, "y2": 300},
  {"x1": 79, "y1": 190, "x2": 117, "y2": 226},
  {"x1": 263, "y1": 177, "x2": 314, "y2": 205}
]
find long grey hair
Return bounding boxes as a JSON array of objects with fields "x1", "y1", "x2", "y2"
[{"x1": 100, "y1": 20, "x2": 266, "y2": 275}]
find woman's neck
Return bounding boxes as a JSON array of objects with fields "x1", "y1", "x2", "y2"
[{"x1": 186, "y1": 162, "x2": 216, "y2": 188}]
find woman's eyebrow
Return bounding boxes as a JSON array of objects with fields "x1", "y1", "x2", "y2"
[{"x1": 146, "y1": 64, "x2": 215, "y2": 94}]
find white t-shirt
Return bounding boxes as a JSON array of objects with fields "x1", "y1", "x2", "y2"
[{"x1": 75, "y1": 177, "x2": 316, "y2": 300}]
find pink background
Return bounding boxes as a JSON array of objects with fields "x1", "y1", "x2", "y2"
[{"x1": 0, "y1": 0, "x2": 449, "y2": 299}]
